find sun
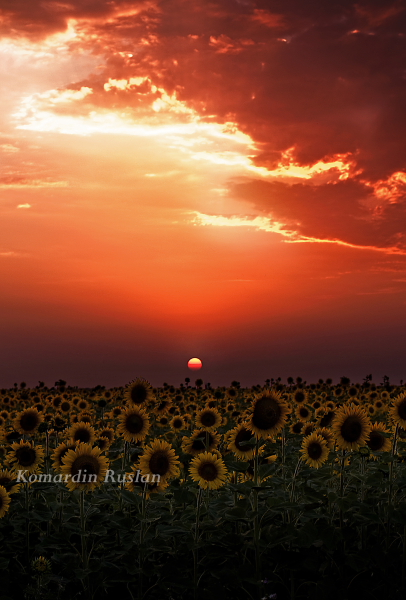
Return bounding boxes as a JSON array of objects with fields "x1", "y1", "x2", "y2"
[{"x1": 188, "y1": 357, "x2": 202, "y2": 370}]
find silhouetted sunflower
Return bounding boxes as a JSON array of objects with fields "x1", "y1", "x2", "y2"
[
  {"x1": 124, "y1": 378, "x2": 154, "y2": 406},
  {"x1": 13, "y1": 408, "x2": 43, "y2": 435},
  {"x1": 189, "y1": 452, "x2": 227, "y2": 490},
  {"x1": 7, "y1": 441, "x2": 45, "y2": 474},
  {"x1": 118, "y1": 406, "x2": 150, "y2": 443},
  {"x1": 67, "y1": 421, "x2": 96, "y2": 445},
  {"x1": 227, "y1": 424, "x2": 256, "y2": 460},
  {"x1": 61, "y1": 443, "x2": 109, "y2": 492},
  {"x1": 367, "y1": 424, "x2": 391, "y2": 453},
  {"x1": 249, "y1": 391, "x2": 289, "y2": 439},
  {"x1": 332, "y1": 404, "x2": 371, "y2": 451},
  {"x1": 0, "y1": 486, "x2": 11, "y2": 518},
  {"x1": 139, "y1": 439, "x2": 180, "y2": 482},
  {"x1": 301, "y1": 433, "x2": 329, "y2": 468},
  {"x1": 195, "y1": 407, "x2": 222, "y2": 432},
  {"x1": 390, "y1": 393, "x2": 406, "y2": 429}
]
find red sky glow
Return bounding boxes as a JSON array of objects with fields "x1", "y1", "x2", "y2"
[{"x1": 1, "y1": 0, "x2": 406, "y2": 387}]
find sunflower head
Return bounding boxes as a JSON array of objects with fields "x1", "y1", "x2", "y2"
[
  {"x1": 295, "y1": 404, "x2": 312, "y2": 422},
  {"x1": 124, "y1": 378, "x2": 154, "y2": 406},
  {"x1": 332, "y1": 404, "x2": 371, "y2": 451},
  {"x1": 51, "y1": 441, "x2": 79, "y2": 472},
  {"x1": 7, "y1": 441, "x2": 45, "y2": 474},
  {"x1": 181, "y1": 429, "x2": 220, "y2": 455},
  {"x1": 61, "y1": 443, "x2": 109, "y2": 492},
  {"x1": 390, "y1": 393, "x2": 406, "y2": 429},
  {"x1": 292, "y1": 389, "x2": 308, "y2": 405},
  {"x1": 0, "y1": 485, "x2": 11, "y2": 519},
  {"x1": 32, "y1": 556, "x2": 51, "y2": 573},
  {"x1": 117, "y1": 406, "x2": 150, "y2": 443},
  {"x1": 367, "y1": 424, "x2": 392, "y2": 453},
  {"x1": 13, "y1": 407, "x2": 44, "y2": 435},
  {"x1": 249, "y1": 391, "x2": 289, "y2": 439},
  {"x1": 301, "y1": 433, "x2": 329, "y2": 468},
  {"x1": 189, "y1": 451, "x2": 228, "y2": 490},
  {"x1": 195, "y1": 407, "x2": 222, "y2": 432},
  {"x1": 67, "y1": 421, "x2": 96, "y2": 445},
  {"x1": 227, "y1": 423, "x2": 256, "y2": 460},
  {"x1": 139, "y1": 439, "x2": 180, "y2": 483},
  {"x1": 170, "y1": 416, "x2": 185, "y2": 431},
  {"x1": 0, "y1": 469, "x2": 21, "y2": 494}
]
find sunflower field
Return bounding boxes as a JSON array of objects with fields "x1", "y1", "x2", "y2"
[{"x1": 1, "y1": 377, "x2": 406, "y2": 599}]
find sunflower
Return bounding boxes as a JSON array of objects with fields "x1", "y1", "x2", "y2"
[
  {"x1": 98, "y1": 428, "x2": 115, "y2": 443},
  {"x1": 77, "y1": 399, "x2": 89, "y2": 411},
  {"x1": 189, "y1": 452, "x2": 228, "y2": 490},
  {"x1": 66, "y1": 421, "x2": 96, "y2": 445},
  {"x1": 301, "y1": 433, "x2": 329, "y2": 468},
  {"x1": 170, "y1": 416, "x2": 185, "y2": 431},
  {"x1": 61, "y1": 443, "x2": 109, "y2": 492},
  {"x1": 390, "y1": 393, "x2": 406, "y2": 429},
  {"x1": 117, "y1": 406, "x2": 150, "y2": 443},
  {"x1": 13, "y1": 408, "x2": 43, "y2": 435},
  {"x1": 314, "y1": 427, "x2": 335, "y2": 449},
  {"x1": 318, "y1": 410, "x2": 335, "y2": 428},
  {"x1": 59, "y1": 400, "x2": 71, "y2": 414},
  {"x1": 182, "y1": 430, "x2": 220, "y2": 455},
  {"x1": 0, "y1": 469, "x2": 21, "y2": 494},
  {"x1": 155, "y1": 398, "x2": 172, "y2": 415},
  {"x1": 248, "y1": 391, "x2": 289, "y2": 439},
  {"x1": 139, "y1": 439, "x2": 180, "y2": 483},
  {"x1": 124, "y1": 378, "x2": 154, "y2": 406},
  {"x1": 295, "y1": 404, "x2": 312, "y2": 422},
  {"x1": 332, "y1": 404, "x2": 371, "y2": 451},
  {"x1": 227, "y1": 424, "x2": 256, "y2": 460},
  {"x1": 195, "y1": 407, "x2": 222, "y2": 432},
  {"x1": 7, "y1": 441, "x2": 45, "y2": 474},
  {"x1": 303, "y1": 423, "x2": 314, "y2": 436},
  {"x1": 51, "y1": 441, "x2": 79, "y2": 472},
  {"x1": 290, "y1": 421, "x2": 304, "y2": 435},
  {"x1": 77, "y1": 411, "x2": 93, "y2": 424},
  {"x1": 367, "y1": 424, "x2": 392, "y2": 453},
  {"x1": 0, "y1": 486, "x2": 11, "y2": 518},
  {"x1": 291, "y1": 389, "x2": 308, "y2": 405},
  {"x1": 32, "y1": 556, "x2": 51, "y2": 573}
]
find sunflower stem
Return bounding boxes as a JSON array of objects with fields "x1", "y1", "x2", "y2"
[
  {"x1": 386, "y1": 424, "x2": 398, "y2": 550},
  {"x1": 253, "y1": 436, "x2": 262, "y2": 599},
  {"x1": 193, "y1": 488, "x2": 203, "y2": 600},
  {"x1": 139, "y1": 483, "x2": 148, "y2": 600},
  {"x1": 25, "y1": 482, "x2": 30, "y2": 564},
  {"x1": 79, "y1": 490, "x2": 88, "y2": 571},
  {"x1": 402, "y1": 524, "x2": 406, "y2": 591}
]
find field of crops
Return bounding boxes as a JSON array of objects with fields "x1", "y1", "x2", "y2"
[{"x1": 1, "y1": 376, "x2": 406, "y2": 600}]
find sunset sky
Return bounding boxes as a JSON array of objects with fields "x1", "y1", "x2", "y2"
[{"x1": 1, "y1": 0, "x2": 406, "y2": 388}]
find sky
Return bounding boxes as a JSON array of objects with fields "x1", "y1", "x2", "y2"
[{"x1": 1, "y1": 0, "x2": 406, "y2": 388}]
